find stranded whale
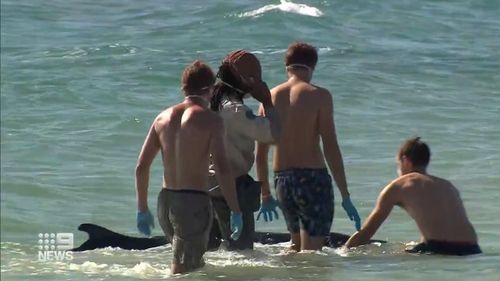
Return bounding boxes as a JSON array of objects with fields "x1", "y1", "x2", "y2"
[{"x1": 71, "y1": 223, "x2": 385, "y2": 251}]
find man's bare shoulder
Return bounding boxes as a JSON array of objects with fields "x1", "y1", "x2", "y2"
[
  {"x1": 385, "y1": 176, "x2": 404, "y2": 191},
  {"x1": 396, "y1": 172, "x2": 447, "y2": 190},
  {"x1": 270, "y1": 81, "x2": 291, "y2": 96},
  {"x1": 394, "y1": 173, "x2": 423, "y2": 187},
  {"x1": 427, "y1": 174, "x2": 452, "y2": 184},
  {"x1": 313, "y1": 86, "x2": 332, "y2": 102},
  {"x1": 150, "y1": 105, "x2": 179, "y2": 133},
  {"x1": 154, "y1": 102, "x2": 219, "y2": 127},
  {"x1": 309, "y1": 82, "x2": 329, "y2": 92},
  {"x1": 376, "y1": 176, "x2": 408, "y2": 205},
  {"x1": 155, "y1": 104, "x2": 183, "y2": 122},
  {"x1": 271, "y1": 81, "x2": 330, "y2": 97},
  {"x1": 427, "y1": 174, "x2": 459, "y2": 193},
  {"x1": 293, "y1": 81, "x2": 321, "y2": 93},
  {"x1": 373, "y1": 177, "x2": 403, "y2": 206},
  {"x1": 151, "y1": 106, "x2": 170, "y2": 123}
]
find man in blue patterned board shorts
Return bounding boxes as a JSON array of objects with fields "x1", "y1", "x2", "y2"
[
  {"x1": 256, "y1": 42, "x2": 361, "y2": 251},
  {"x1": 275, "y1": 168, "x2": 334, "y2": 238}
]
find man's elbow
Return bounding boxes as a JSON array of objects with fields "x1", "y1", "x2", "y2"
[
  {"x1": 323, "y1": 141, "x2": 342, "y2": 160},
  {"x1": 135, "y1": 162, "x2": 150, "y2": 176}
]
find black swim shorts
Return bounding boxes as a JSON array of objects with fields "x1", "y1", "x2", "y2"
[{"x1": 406, "y1": 240, "x2": 482, "y2": 256}]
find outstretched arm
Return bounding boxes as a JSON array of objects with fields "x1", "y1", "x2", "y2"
[
  {"x1": 345, "y1": 182, "x2": 400, "y2": 248},
  {"x1": 135, "y1": 122, "x2": 160, "y2": 212}
]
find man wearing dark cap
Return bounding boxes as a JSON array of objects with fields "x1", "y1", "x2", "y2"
[
  {"x1": 209, "y1": 50, "x2": 281, "y2": 250},
  {"x1": 135, "y1": 60, "x2": 243, "y2": 274}
]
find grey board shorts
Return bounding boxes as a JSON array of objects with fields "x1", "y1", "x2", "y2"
[{"x1": 157, "y1": 188, "x2": 213, "y2": 270}]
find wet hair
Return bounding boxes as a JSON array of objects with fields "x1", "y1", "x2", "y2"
[
  {"x1": 210, "y1": 53, "x2": 247, "y2": 111},
  {"x1": 181, "y1": 60, "x2": 215, "y2": 95},
  {"x1": 397, "y1": 137, "x2": 431, "y2": 167},
  {"x1": 285, "y1": 42, "x2": 318, "y2": 69}
]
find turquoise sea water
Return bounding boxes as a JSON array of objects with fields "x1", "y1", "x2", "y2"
[{"x1": 1, "y1": 0, "x2": 499, "y2": 280}]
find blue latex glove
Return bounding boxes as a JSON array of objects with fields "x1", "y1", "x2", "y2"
[
  {"x1": 137, "y1": 209, "x2": 155, "y2": 236},
  {"x1": 342, "y1": 197, "x2": 361, "y2": 231},
  {"x1": 230, "y1": 212, "x2": 243, "y2": 240},
  {"x1": 256, "y1": 196, "x2": 280, "y2": 222}
]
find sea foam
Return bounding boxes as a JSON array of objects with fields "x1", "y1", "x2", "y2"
[{"x1": 240, "y1": 0, "x2": 324, "y2": 18}]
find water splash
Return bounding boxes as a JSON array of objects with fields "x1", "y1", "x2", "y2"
[{"x1": 239, "y1": 0, "x2": 324, "y2": 18}]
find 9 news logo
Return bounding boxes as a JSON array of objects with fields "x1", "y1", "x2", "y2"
[{"x1": 37, "y1": 233, "x2": 74, "y2": 261}]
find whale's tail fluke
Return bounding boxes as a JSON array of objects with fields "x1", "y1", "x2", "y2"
[{"x1": 71, "y1": 223, "x2": 168, "y2": 251}]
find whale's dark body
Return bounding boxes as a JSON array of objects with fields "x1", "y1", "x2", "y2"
[
  {"x1": 70, "y1": 223, "x2": 168, "y2": 251},
  {"x1": 71, "y1": 223, "x2": 385, "y2": 252}
]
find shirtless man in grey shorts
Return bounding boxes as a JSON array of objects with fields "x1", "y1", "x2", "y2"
[{"x1": 134, "y1": 60, "x2": 243, "y2": 274}]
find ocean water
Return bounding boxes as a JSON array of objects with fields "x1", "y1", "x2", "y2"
[{"x1": 1, "y1": 0, "x2": 499, "y2": 280}]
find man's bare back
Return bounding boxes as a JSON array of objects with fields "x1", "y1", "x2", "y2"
[
  {"x1": 395, "y1": 173, "x2": 477, "y2": 242},
  {"x1": 137, "y1": 96, "x2": 240, "y2": 212},
  {"x1": 271, "y1": 79, "x2": 328, "y2": 171},
  {"x1": 155, "y1": 99, "x2": 219, "y2": 190}
]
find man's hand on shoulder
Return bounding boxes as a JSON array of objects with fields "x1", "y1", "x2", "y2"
[{"x1": 248, "y1": 79, "x2": 272, "y2": 106}]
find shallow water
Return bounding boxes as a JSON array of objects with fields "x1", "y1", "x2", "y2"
[{"x1": 1, "y1": 0, "x2": 499, "y2": 280}]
